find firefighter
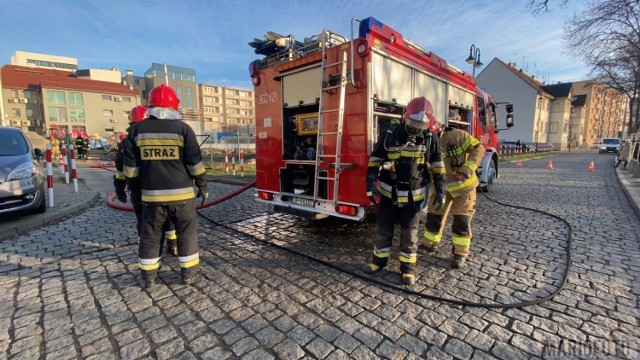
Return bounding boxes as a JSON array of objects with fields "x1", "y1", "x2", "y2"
[
  {"x1": 363, "y1": 96, "x2": 446, "y2": 286},
  {"x1": 74, "y1": 135, "x2": 85, "y2": 160},
  {"x1": 115, "y1": 105, "x2": 178, "y2": 256},
  {"x1": 50, "y1": 136, "x2": 60, "y2": 160},
  {"x1": 422, "y1": 110, "x2": 486, "y2": 269},
  {"x1": 123, "y1": 84, "x2": 207, "y2": 288}
]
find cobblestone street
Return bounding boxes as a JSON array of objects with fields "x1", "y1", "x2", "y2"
[{"x1": 1, "y1": 152, "x2": 638, "y2": 359}]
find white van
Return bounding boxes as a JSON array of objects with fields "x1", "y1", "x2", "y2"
[{"x1": 599, "y1": 137, "x2": 621, "y2": 154}]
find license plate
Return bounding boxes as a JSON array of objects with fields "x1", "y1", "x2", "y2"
[{"x1": 292, "y1": 197, "x2": 314, "y2": 207}]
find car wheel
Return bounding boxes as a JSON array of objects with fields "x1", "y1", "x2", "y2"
[
  {"x1": 480, "y1": 158, "x2": 496, "y2": 193},
  {"x1": 33, "y1": 195, "x2": 46, "y2": 214}
]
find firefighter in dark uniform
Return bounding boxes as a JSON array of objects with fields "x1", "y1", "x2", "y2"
[
  {"x1": 123, "y1": 84, "x2": 208, "y2": 288},
  {"x1": 363, "y1": 96, "x2": 446, "y2": 286},
  {"x1": 74, "y1": 135, "x2": 85, "y2": 160},
  {"x1": 422, "y1": 110, "x2": 486, "y2": 269},
  {"x1": 114, "y1": 105, "x2": 178, "y2": 256}
]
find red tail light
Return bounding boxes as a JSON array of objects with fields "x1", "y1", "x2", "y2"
[
  {"x1": 335, "y1": 205, "x2": 357, "y2": 216},
  {"x1": 249, "y1": 60, "x2": 261, "y2": 86},
  {"x1": 258, "y1": 191, "x2": 274, "y2": 200}
]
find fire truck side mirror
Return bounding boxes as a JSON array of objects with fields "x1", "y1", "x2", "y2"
[
  {"x1": 505, "y1": 104, "x2": 514, "y2": 114},
  {"x1": 505, "y1": 113, "x2": 514, "y2": 128}
]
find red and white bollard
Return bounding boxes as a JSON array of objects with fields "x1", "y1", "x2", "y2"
[
  {"x1": 232, "y1": 150, "x2": 236, "y2": 176},
  {"x1": 240, "y1": 150, "x2": 245, "y2": 177},
  {"x1": 59, "y1": 153, "x2": 64, "y2": 174},
  {"x1": 225, "y1": 149, "x2": 229, "y2": 173},
  {"x1": 61, "y1": 147, "x2": 69, "y2": 184},
  {"x1": 46, "y1": 144, "x2": 54, "y2": 208},
  {"x1": 69, "y1": 148, "x2": 78, "y2": 192}
]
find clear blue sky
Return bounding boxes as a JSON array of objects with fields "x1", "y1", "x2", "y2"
[{"x1": 1, "y1": 0, "x2": 588, "y2": 89}]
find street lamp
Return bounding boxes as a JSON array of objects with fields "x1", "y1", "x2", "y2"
[{"x1": 465, "y1": 44, "x2": 483, "y2": 77}]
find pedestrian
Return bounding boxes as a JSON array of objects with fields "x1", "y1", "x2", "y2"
[
  {"x1": 74, "y1": 135, "x2": 85, "y2": 160},
  {"x1": 422, "y1": 110, "x2": 486, "y2": 269},
  {"x1": 615, "y1": 140, "x2": 630, "y2": 169},
  {"x1": 363, "y1": 96, "x2": 446, "y2": 286},
  {"x1": 123, "y1": 84, "x2": 207, "y2": 288},
  {"x1": 115, "y1": 105, "x2": 178, "y2": 256}
]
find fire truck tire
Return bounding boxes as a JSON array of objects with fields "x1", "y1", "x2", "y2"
[{"x1": 480, "y1": 158, "x2": 496, "y2": 193}]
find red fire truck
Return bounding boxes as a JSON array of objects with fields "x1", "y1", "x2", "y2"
[{"x1": 248, "y1": 17, "x2": 514, "y2": 221}]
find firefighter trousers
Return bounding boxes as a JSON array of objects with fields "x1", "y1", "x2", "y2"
[
  {"x1": 423, "y1": 190, "x2": 476, "y2": 257},
  {"x1": 370, "y1": 198, "x2": 421, "y2": 273},
  {"x1": 138, "y1": 202, "x2": 199, "y2": 283},
  {"x1": 131, "y1": 197, "x2": 177, "y2": 248}
]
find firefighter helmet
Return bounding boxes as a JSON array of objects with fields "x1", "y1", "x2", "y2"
[
  {"x1": 129, "y1": 105, "x2": 147, "y2": 123},
  {"x1": 148, "y1": 84, "x2": 179, "y2": 110},
  {"x1": 403, "y1": 96, "x2": 433, "y2": 135},
  {"x1": 119, "y1": 133, "x2": 127, "y2": 141}
]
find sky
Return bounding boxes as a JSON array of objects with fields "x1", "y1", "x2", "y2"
[{"x1": 0, "y1": 0, "x2": 589, "y2": 89}]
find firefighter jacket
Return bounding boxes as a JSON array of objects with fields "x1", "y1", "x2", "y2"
[
  {"x1": 368, "y1": 125, "x2": 446, "y2": 206},
  {"x1": 122, "y1": 113, "x2": 207, "y2": 204},
  {"x1": 74, "y1": 137, "x2": 84, "y2": 150},
  {"x1": 439, "y1": 127, "x2": 485, "y2": 198}
]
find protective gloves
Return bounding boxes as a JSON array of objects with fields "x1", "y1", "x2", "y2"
[
  {"x1": 366, "y1": 172, "x2": 380, "y2": 205},
  {"x1": 113, "y1": 176, "x2": 127, "y2": 203},
  {"x1": 196, "y1": 187, "x2": 209, "y2": 206},
  {"x1": 432, "y1": 191, "x2": 446, "y2": 212}
]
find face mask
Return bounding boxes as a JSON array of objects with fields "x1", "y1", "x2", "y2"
[{"x1": 405, "y1": 124, "x2": 423, "y2": 136}]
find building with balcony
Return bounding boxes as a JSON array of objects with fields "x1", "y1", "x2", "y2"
[
  {"x1": 199, "y1": 84, "x2": 254, "y2": 135},
  {"x1": 572, "y1": 80, "x2": 628, "y2": 145}
]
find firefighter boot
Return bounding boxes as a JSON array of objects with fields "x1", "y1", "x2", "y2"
[
  {"x1": 141, "y1": 270, "x2": 158, "y2": 290},
  {"x1": 362, "y1": 256, "x2": 387, "y2": 274},
  {"x1": 452, "y1": 255, "x2": 467, "y2": 269},
  {"x1": 182, "y1": 267, "x2": 201, "y2": 286},
  {"x1": 421, "y1": 240, "x2": 438, "y2": 253},
  {"x1": 400, "y1": 263, "x2": 416, "y2": 286},
  {"x1": 164, "y1": 230, "x2": 178, "y2": 257}
]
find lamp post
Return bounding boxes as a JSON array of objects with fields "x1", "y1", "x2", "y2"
[{"x1": 465, "y1": 44, "x2": 484, "y2": 77}]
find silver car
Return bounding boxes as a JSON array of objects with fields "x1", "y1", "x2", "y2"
[{"x1": 0, "y1": 126, "x2": 46, "y2": 215}]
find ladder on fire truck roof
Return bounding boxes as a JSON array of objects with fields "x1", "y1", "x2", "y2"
[{"x1": 314, "y1": 29, "x2": 350, "y2": 205}]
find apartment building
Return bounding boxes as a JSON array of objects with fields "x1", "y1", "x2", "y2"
[
  {"x1": 572, "y1": 80, "x2": 628, "y2": 144},
  {"x1": 11, "y1": 51, "x2": 77, "y2": 71},
  {"x1": 199, "y1": 84, "x2": 254, "y2": 135},
  {"x1": 1, "y1": 65, "x2": 140, "y2": 138}
]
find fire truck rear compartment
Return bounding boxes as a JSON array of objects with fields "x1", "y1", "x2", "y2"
[{"x1": 280, "y1": 164, "x2": 327, "y2": 198}]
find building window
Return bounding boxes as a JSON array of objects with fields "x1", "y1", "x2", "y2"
[
  {"x1": 104, "y1": 127, "x2": 115, "y2": 134},
  {"x1": 47, "y1": 90, "x2": 66, "y2": 105},
  {"x1": 123, "y1": 96, "x2": 132, "y2": 102},
  {"x1": 176, "y1": 86, "x2": 183, "y2": 106},
  {"x1": 135, "y1": 79, "x2": 140, "y2": 85},
  {"x1": 103, "y1": 109, "x2": 113, "y2": 116},
  {"x1": 69, "y1": 92, "x2": 84, "y2": 106},
  {"x1": 12, "y1": 108, "x2": 21, "y2": 117},
  {"x1": 26, "y1": 109, "x2": 33, "y2": 117},
  {"x1": 186, "y1": 87, "x2": 193, "y2": 109},
  {"x1": 23, "y1": 91, "x2": 32, "y2": 99},
  {"x1": 70, "y1": 108, "x2": 85, "y2": 123},
  {"x1": 48, "y1": 107, "x2": 68, "y2": 122},
  {"x1": 550, "y1": 122, "x2": 559, "y2": 134},
  {"x1": 102, "y1": 95, "x2": 112, "y2": 101},
  {"x1": 10, "y1": 90, "x2": 18, "y2": 98}
]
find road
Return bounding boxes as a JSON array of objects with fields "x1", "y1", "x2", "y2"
[{"x1": 0, "y1": 151, "x2": 638, "y2": 359}]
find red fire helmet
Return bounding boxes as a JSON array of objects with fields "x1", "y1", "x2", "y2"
[
  {"x1": 148, "y1": 84, "x2": 179, "y2": 110},
  {"x1": 129, "y1": 105, "x2": 147, "y2": 123},
  {"x1": 403, "y1": 96, "x2": 433, "y2": 130},
  {"x1": 118, "y1": 133, "x2": 127, "y2": 141}
]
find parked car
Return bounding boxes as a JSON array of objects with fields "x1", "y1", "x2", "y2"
[
  {"x1": 598, "y1": 137, "x2": 621, "y2": 154},
  {"x1": 0, "y1": 126, "x2": 47, "y2": 215}
]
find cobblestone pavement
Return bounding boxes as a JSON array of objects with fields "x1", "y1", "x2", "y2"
[{"x1": 1, "y1": 152, "x2": 639, "y2": 359}]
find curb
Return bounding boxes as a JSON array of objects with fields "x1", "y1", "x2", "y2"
[
  {"x1": 0, "y1": 190, "x2": 101, "y2": 241},
  {"x1": 614, "y1": 167, "x2": 640, "y2": 221}
]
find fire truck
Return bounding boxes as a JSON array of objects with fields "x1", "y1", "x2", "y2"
[{"x1": 248, "y1": 17, "x2": 514, "y2": 221}]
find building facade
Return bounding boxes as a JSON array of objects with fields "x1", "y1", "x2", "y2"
[
  {"x1": 10, "y1": 51, "x2": 77, "y2": 71},
  {"x1": 572, "y1": 80, "x2": 628, "y2": 144},
  {"x1": 199, "y1": 84, "x2": 254, "y2": 135},
  {"x1": 1, "y1": 65, "x2": 140, "y2": 139}
]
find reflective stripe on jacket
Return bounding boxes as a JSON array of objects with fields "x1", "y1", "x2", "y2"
[
  {"x1": 440, "y1": 128, "x2": 485, "y2": 198},
  {"x1": 367, "y1": 124, "x2": 445, "y2": 205},
  {"x1": 123, "y1": 113, "x2": 207, "y2": 204}
]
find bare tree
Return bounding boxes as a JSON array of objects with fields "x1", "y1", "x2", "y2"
[
  {"x1": 564, "y1": 0, "x2": 640, "y2": 134},
  {"x1": 527, "y1": 0, "x2": 570, "y2": 15}
]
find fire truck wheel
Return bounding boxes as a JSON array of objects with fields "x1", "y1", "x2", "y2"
[{"x1": 480, "y1": 158, "x2": 496, "y2": 193}]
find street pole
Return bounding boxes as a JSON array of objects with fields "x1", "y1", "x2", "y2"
[{"x1": 237, "y1": 131, "x2": 240, "y2": 164}]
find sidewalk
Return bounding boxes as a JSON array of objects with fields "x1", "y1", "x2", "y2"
[
  {"x1": 0, "y1": 176, "x2": 100, "y2": 241},
  {"x1": 615, "y1": 165, "x2": 640, "y2": 220}
]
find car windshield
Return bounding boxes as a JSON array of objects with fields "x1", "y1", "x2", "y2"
[
  {"x1": 0, "y1": 131, "x2": 29, "y2": 156},
  {"x1": 603, "y1": 138, "x2": 620, "y2": 144}
]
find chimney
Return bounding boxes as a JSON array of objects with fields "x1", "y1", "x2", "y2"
[
  {"x1": 126, "y1": 70, "x2": 133, "y2": 75},
  {"x1": 531, "y1": 75, "x2": 536, "y2": 80}
]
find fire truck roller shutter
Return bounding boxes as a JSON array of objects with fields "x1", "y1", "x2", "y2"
[
  {"x1": 282, "y1": 66, "x2": 323, "y2": 107},
  {"x1": 414, "y1": 72, "x2": 447, "y2": 128},
  {"x1": 371, "y1": 53, "x2": 412, "y2": 105}
]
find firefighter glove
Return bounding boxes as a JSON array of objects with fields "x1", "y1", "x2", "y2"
[
  {"x1": 113, "y1": 176, "x2": 127, "y2": 203},
  {"x1": 366, "y1": 172, "x2": 380, "y2": 205},
  {"x1": 432, "y1": 191, "x2": 446, "y2": 212},
  {"x1": 196, "y1": 186, "x2": 209, "y2": 206}
]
